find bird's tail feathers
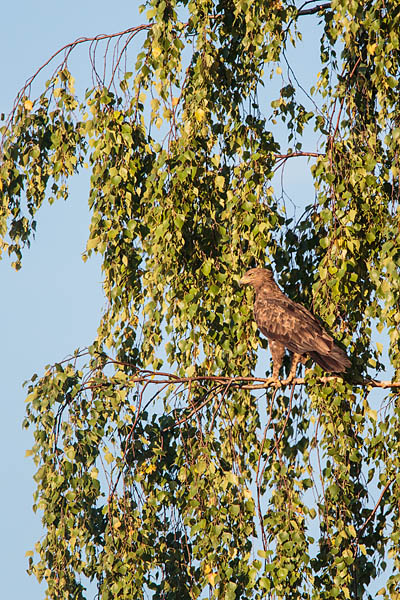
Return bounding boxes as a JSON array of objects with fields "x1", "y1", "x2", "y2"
[{"x1": 309, "y1": 344, "x2": 351, "y2": 373}]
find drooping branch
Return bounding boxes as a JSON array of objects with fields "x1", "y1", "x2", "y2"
[
  {"x1": 1, "y1": 25, "x2": 152, "y2": 145},
  {"x1": 357, "y1": 477, "x2": 395, "y2": 539}
]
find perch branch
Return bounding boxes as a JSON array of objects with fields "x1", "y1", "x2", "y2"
[{"x1": 83, "y1": 368, "x2": 400, "y2": 392}]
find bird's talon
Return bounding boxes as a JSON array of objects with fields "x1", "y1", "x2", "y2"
[{"x1": 266, "y1": 376, "x2": 281, "y2": 387}]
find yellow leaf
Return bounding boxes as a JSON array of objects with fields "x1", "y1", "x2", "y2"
[
  {"x1": 87, "y1": 236, "x2": 100, "y2": 251},
  {"x1": 195, "y1": 108, "x2": 206, "y2": 122},
  {"x1": 348, "y1": 524, "x2": 356, "y2": 537},
  {"x1": 24, "y1": 99, "x2": 33, "y2": 111},
  {"x1": 276, "y1": 66, "x2": 282, "y2": 75},
  {"x1": 215, "y1": 175, "x2": 225, "y2": 190},
  {"x1": 186, "y1": 364, "x2": 196, "y2": 377},
  {"x1": 153, "y1": 46, "x2": 162, "y2": 58},
  {"x1": 25, "y1": 550, "x2": 34, "y2": 557},
  {"x1": 90, "y1": 468, "x2": 99, "y2": 479},
  {"x1": 151, "y1": 98, "x2": 160, "y2": 111},
  {"x1": 104, "y1": 450, "x2": 114, "y2": 464},
  {"x1": 207, "y1": 572, "x2": 216, "y2": 586},
  {"x1": 367, "y1": 43, "x2": 377, "y2": 55},
  {"x1": 327, "y1": 422, "x2": 335, "y2": 434},
  {"x1": 243, "y1": 488, "x2": 252, "y2": 499},
  {"x1": 66, "y1": 447, "x2": 75, "y2": 460}
]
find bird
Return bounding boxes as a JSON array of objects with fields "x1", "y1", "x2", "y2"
[{"x1": 240, "y1": 267, "x2": 351, "y2": 384}]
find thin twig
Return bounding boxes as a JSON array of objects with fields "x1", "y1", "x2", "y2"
[
  {"x1": 209, "y1": 380, "x2": 234, "y2": 432},
  {"x1": 357, "y1": 478, "x2": 395, "y2": 538},
  {"x1": 256, "y1": 387, "x2": 278, "y2": 552},
  {"x1": 276, "y1": 383, "x2": 295, "y2": 447}
]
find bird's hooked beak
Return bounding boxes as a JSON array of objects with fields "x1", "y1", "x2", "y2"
[{"x1": 239, "y1": 271, "x2": 253, "y2": 286}]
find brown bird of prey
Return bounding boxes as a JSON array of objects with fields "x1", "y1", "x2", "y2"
[{"x1": 240, "y1": 268, "x2": 351, "y2": 383}]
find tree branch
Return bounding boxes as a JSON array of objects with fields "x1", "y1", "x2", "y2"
[
  {"x1": 1, "y1": 25, "x2": 152, "y2": 145},
  {"x1": 84, "y1": 367, "x2": 400, "y2": 392},
  {"x1": 357, "y1": 478, "x2": 395, "y2": 538},
  {"x1": 274, "y1": 151, "x2": 323, "y2": 160},
  {"x1": 298, "y1": 2, "x2": 330, "y2": 17}
]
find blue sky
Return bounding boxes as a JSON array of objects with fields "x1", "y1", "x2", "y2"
[
  {"x1": 2, "y1": 3, "x2": 390, "y2": 598},
  {"x1": 0, "y1": 3, "x2": 144, "y2": 597}
]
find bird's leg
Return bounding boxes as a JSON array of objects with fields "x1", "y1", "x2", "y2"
[
  {"x1": 268, "y1": 363, "x2": 282, "y2": 387},
  {"x1": 300, "y1": 355, "x2": 314, "y2": 379},
  {"x1": 264, "y1": 362, "x2": 281, "y2": 387},
  {"x1": 268, "y1": 341, "x2": 285, "y2": 387},
  {"x1": 283, "y1": 353, "x2": 301, "y2": 385}
]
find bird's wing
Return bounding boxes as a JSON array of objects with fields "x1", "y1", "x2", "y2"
[{"x1": 254, "y1": 296, "x2": 333, "y2": 356}]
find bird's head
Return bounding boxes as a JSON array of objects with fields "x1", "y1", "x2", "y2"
[{"x1": 240, "y1": 268, "x2": 274, "y2": 288}]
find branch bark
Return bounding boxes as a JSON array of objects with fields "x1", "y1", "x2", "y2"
[
  {"x1": 298, "y1": 2, "x2": 330, "y2": 17},
  {"x1": 275, "y1": 152, "x2": 322, "y2": 159},
  {"x1": 84, "y1": 367, "x2": 400, "y2": 392}
]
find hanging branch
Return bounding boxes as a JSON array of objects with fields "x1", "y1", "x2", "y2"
[
  {"x1": 356, "y1": 477, "x2": 395, "y2": 539},
  {"x1": 0, "y1": 24, "x2": 152, "y2": 146}
]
